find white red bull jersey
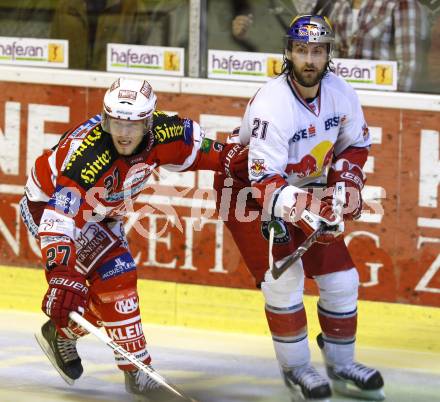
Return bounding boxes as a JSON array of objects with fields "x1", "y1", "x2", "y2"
[{"x1": 237, "y1": 72, "x2": 371, "y2": 213}]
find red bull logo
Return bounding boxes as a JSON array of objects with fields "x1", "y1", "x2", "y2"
[
  {"x1": 287, "y1": 154, "x2": 317, "y2": 178},
  {"x1": 298, "y1": 25, "x2": 320, "y2": 38},
  {"x1": 250, "y1": 158, "x2": 266, "y2": 177},
  {"x1": 286, "y1": 141, "x2": 334, "y2": 178}
]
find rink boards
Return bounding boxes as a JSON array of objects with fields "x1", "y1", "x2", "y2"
[
  {"x1": 1, "y1": 265, "x2": 439, "y2": 354},
  {"x1": 0, "y1": 67, "x2": 439, "y2": 309}
]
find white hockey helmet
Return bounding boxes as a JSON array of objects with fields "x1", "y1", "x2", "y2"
[{"x1": 102, "y1": 78, "x2": 157, "y2": 134}]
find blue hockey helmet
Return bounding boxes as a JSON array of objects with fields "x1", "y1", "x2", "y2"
[{"x1": 286, "y1": 15, "x2": 334, "y2": 47}]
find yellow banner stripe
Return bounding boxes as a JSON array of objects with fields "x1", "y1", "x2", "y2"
[{"x1": 1, "y1": 265, "x2": 439, "y2": 353}]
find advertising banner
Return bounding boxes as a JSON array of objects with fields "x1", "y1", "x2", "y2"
[
  {"x1": 208, "y1": 50, "x2": 397, "y2": 90},
  {"x1": 107, "y1": 44, "x2": 184, "y2": 76},
  {"x1": 208, "y1": 49, "x2": 282, "y2": 81},
  {"x1": 0, "y1": 37, "x2": 68, "y2": 68},
  {"x1": 333, "y1": 58, "x2": 398, "y2": 91},
  {"x1": 0, "y1": 82, "x2": 438, "y2": 307}
]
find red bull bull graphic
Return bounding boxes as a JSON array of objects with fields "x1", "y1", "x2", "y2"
[
  {"x1": 250, "y1": 158, "x2": 266, "y2": 177},
  {"x1": 286, "y1": 141, "x2": 334, "y2": 178}
]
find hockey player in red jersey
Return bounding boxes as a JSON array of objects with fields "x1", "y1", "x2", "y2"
[
  {"x1": 214, "y1": 15, "x2": 384, "y2": 401},
  {"x1": 20, "y1": 77, "x2": 244, "y2": 401}
]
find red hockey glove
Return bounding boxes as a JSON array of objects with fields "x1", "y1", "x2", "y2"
[
  {"x1": 41, "y1": 238, "x2": 88, "y2": 328},
  {"x1": 42, "y1": 268, "x2": 88, "y2": 329},
  {"x1": 220, "y1": 144, "x2": 250, "y2": 186},
  {"x1": 289, "y1": 192, "x2": 343, "y2": 244},
  {"x1": 326, "y1": 158, "x2": 366, "y2": 220}
]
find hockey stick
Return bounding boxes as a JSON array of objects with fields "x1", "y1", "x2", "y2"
[
  {"x1": 270, "y1": 182, "x2": 345, "y2": 280},
  {"x1": 69, "y1": 311, "x2": 190, "y2": 400},
  {"x1": 271, "y1": 225, "x2": 327, "y2": 279}
]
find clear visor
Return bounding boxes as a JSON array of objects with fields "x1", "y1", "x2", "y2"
[{"x1": 103, "y1": 114, "x2": 153, "y2": 137}]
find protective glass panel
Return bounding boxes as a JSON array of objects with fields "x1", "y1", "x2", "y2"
[
  {"x1": 205, "y1": 0, "x2": 440, "y2": 94},
  {"x1": 0, "y1": 0, "x2": 189, "y2": 72}
]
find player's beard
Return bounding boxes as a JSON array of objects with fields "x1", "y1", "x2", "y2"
[{"x1": 291, "y1": 62, "x2": 327, "y2": 88}]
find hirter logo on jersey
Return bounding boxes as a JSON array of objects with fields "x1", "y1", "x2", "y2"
[
  {"x1": 154, "y1": 122, "x2": 184, "y2": 144},
  {"x1": 65, "y1": 128, "x2": 103, "y2": 171},
  {"x1": 250, "y1": 159, "x2": 266, "y2": 177},
  {"x1": 81, "y1": 149, "x2": 112, "y2": 184}
]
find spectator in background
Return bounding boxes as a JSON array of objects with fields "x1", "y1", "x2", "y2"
[
  {"x1": 0, "y1": 0, "x2": 55, "y2": 38},
  {"x1": 227, "y1": 0, "x2": 334, "y2": 53},
  {"x1": 141, "y1": 0, "x2": 189, "y2": 49},
  {"x1": 418, "y1": 0, "x2": 440, "y2": 93},
  {"x1": 328, "y1": 0, "x2": 428, "y2": 92},
  {"x1": 51, "y1": 0, "x2": 148, "y2": 70}
]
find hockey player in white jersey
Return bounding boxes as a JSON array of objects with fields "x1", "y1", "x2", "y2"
[{"x1": 214, "y1": 15, "x2": 384, "y2": 401}]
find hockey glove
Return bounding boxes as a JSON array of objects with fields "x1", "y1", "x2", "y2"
[
  {"x1": 326, "y1": 158, "x2": 366, "y2": 220},
  {"x1": 41, "y1": 239, "x2": 88, "y2": 329},
  {"x1": 289, "y1": 192, "x2": 343, "y2": 244},
  {"x1": 220, "y1": 144, "x2": 250, "y2": 185}
]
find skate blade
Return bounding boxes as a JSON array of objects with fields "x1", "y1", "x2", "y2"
[
  {"x1": 34, "y1": 332, "x2": 75, "y2": 386},
  {"x1": 129, "y1": 381, "x2": 199, "y2": 402},
  {"x1": 289, "y1": 394, "x2": 330, "y2": 402},
  {"x1": 333, "y1": 379, "x2": 385, "y2": 401},
  {"x1": 130, "y1": 389, "x2": 199, "y2": 402},
  {"x1": 131, "y1": 393, "x2": 198, "y2": 402},
  {"x1": 132, "y1": 396, "x2": 198, "y2": 402}
]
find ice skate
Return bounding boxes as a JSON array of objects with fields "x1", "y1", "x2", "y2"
[
  {"x1": 124, "y1": 367, "x2": 197, "y2": 402},
  {"x1": 282, "y1": 364, "x2": 331, "y2": 401},
  {"x1": 317, "y1": 334, "x2": 385, "y2": 400},
  {"x1": 35, "y1": 319, "x2": 83, "y2": 385}
]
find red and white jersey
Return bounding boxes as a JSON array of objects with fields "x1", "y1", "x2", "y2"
[
  {"x1": 238, "y1": 72, "x2": 371, "y2": 195},
  {"x1": 24, "y1": 110, "x2": 222, "y2": 242}
]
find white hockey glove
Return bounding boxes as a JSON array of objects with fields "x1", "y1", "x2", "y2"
[
  {"x1": 288, "y1": 192, "x2": 344, "y2": 244},
  {"x1": 326, "y1": 158, "x2": 366, "y2": 220}
]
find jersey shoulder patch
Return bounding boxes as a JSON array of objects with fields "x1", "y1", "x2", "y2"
[
  {"x1": 69, "y1": 114, "x2": 102, "y2": 139},
  {"x1": 152, "y1": 110, "x2": 193, "y2": 146},
  {"x1": 51, "y1": 114, "x2": 102, "y2": 151},
  {"x1": 63, "y1": 125, "x2": 115, "y2": 190}
]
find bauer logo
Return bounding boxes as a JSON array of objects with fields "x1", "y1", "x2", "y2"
[
  {"x1": 107, "y1": 43, "x2": 184, "y2": 76},
  {"x1": 208, "y1": 50, "x2": 283, "y2": 82},
  {"x1": 0, "y1": 37, "x2": 68, "y2": 68},
  {"x1": 334, "y1": 58, "x2": 397, "y2": 91},
  {"x1": 115, "y1": 296, "x2": 139, "y2": 314}
]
